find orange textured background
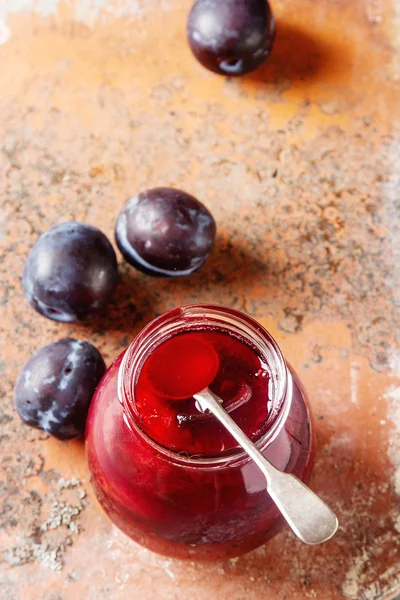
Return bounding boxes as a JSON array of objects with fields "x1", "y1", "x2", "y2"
[{"x1": 0, "y1": 1, "x2": 399, "y2": 599}]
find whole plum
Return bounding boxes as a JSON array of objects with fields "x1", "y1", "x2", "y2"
[
  {"x1": 22, "y1": 222, "x2": 118, "y2": 322},
  {"x1": 187, "y1": 0, "x2": 275, "y2": 76},
  {"x1": 14, "y1": 338, "x2": 106, "y2": 440},
  {"x1": 115, "y1": 187, "x2": 216, "y2": 277}
]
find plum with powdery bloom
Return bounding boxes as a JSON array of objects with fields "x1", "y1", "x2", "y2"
[
  {"x1": 115, "y1": 188, "x2": 216, "y2": 277},
  {"x1": 187, "y1": 0, "x2": 275, "y2": 76},
  {"x1": 22, "y1": 222, "x2": 118, "y2": 322},
  {"x1": 14, "y1": 338, "x2": 106, "y2": 440}
]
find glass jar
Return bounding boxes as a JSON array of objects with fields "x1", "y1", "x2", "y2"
[{"x1": 86, "y1": 305, "x2": 315, "y2": 560}]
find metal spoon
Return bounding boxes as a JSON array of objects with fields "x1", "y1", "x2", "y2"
[{"x1": 193, "y1": 385, "x2": 339, "y2": 546}]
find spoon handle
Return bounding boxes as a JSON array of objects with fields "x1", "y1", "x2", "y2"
[{"x1": 193, "y1": 386, "x2": 338, "y2": 546}]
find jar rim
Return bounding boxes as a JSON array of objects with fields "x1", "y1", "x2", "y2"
[{"x1": 118, "y1": 304, "x2": 292, "y2": 467}]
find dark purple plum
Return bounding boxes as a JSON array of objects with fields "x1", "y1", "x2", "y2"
[
  {"x1": 22, "y1": 222, "x2": 118, "y2": 322},
  {"x1": 187, "y1": 0, "x2": 275, "y2": 76},
  {"x1": 115, "y1": 187, "x2": 216, "y2": 277},
  {"x1": 14, "y1": 338, "x2": 106, "y2": 440}
]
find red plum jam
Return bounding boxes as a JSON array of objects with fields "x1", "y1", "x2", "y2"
[{"x1": 86, "y1": 305, "x2": 314, "y2": 560}]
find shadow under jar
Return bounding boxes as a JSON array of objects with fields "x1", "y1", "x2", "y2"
[{"x1": 86, "y1": 305, "x2": 315, "y2": 560}]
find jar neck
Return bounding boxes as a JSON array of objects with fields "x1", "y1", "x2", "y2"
[{"x1": 117, "y1": 304, "x2": 292, "y2": 467}]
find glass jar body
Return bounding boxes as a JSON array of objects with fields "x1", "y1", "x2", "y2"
[{"x1": 86, "y1": 306, "x2": 315, "y2": 560}]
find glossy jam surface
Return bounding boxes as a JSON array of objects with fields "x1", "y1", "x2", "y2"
[
  {"x1": 133, "y1": 330, "x2": 272, "y2": 455},
  {"x1": 86, "y1": 310, "x2": 315, "y2": 560}
]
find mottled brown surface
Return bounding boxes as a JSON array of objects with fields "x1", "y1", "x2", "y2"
[{"x1": 0, "y1": 1, "x2": 399, "y2": 599}]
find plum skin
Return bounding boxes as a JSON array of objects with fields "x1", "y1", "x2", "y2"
[
  {"x1": 187, "y1": 0, "x2": 275, "y2": 76},
  {"x1": 22, "y1": 222, "x2": 118, "y2": 322},
  {"x1": 115, "y1": 187, "x2": 216, "y2": 277},
  {"x1": 14, "y1": 338, "x2": 106, "y2": 440}
]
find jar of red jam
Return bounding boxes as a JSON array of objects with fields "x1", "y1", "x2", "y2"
[{"x1": 86, "y1": 305, "x2": 315, "y2": 560}]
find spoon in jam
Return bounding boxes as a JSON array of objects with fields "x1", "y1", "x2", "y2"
[
  {"x1": 148, "y1": 334, "x2": 339, "y2": 545},
  {"x1": 194, "y1": 385, "x2": 339, "y2": 546}
]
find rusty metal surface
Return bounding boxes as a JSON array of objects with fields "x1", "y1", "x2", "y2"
[{"x1": 0, "y1": 1, "x2": 399, "y2": 599}]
